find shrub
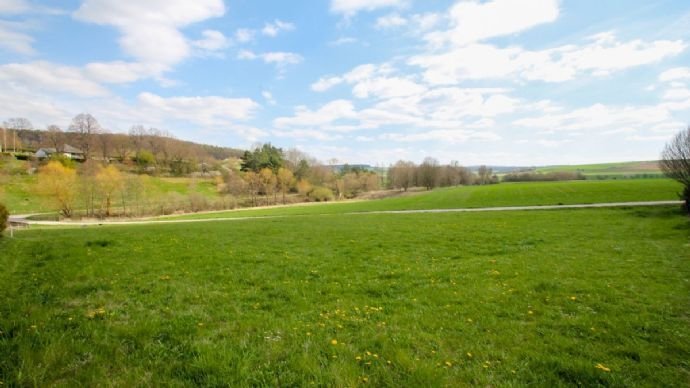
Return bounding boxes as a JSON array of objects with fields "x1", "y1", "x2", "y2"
[
  {"x1": 309, "y1": 186, "x2": 334, "y2": 202},
  {"x1": 0, "y1": 203, "x2": 8, "y2": 236}
]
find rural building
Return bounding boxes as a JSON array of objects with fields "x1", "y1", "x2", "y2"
[{"x1": 35, "y1": 144, "x2": 85, "y2": 160}]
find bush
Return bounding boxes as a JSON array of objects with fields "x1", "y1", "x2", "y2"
[
  {"x1": 309, "y1": 186, "x2": 334, "y2": 202},
  {"x1": 0, "y1": 203, "x2": 8, "y2": 236}
]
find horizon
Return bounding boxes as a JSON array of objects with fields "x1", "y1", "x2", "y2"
[{"x1": 0, "y1": 0, "x2": 689, "y2": 166}]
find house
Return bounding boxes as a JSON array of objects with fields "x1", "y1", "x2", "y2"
[{"x1": 35, "y1": 144, "x2": 85, "y2": 160}]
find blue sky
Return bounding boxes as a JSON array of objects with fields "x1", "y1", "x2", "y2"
[{"x1": 1, "y1": 0, "x2": 689, "y2": 165}]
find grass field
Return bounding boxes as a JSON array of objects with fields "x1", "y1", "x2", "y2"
[
  {"x1": 163, "y1": 178, "x2": 683, "y2": 220},
  {"x1": 0, "y1": 174, "x2": 219, "y2": 215},
  {"x1": 1, "y1": 205, "x2": 689, "y2": 386},
  {"x1": 536, "y1": 161, "x2": 662, "y2": 177}
]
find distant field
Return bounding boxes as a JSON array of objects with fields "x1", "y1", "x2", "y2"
[
  {"x1": 1, "y1": 206, "x2": 688, "y2": 386},
  {"x1": 163, "y1": 178, "x2": 682, "y2": 220},
  {"x1": 536, "y1": 161, "x2": 662, "y2": 177}
]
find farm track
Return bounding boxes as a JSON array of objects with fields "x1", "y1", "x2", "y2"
[{"x1": 8, "y1": 200, "x2": 684, "y2": 227}]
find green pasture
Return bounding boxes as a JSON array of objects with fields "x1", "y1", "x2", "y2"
[
  {"x1": 1, "y1": 206, "x2": 689, "y2": 386},
  {"x1": 163, "y1": 178, "x2": 682, "y2": 220},
  {"x1": 536, "y1": 161, "x2": 662, "y2": 177}
]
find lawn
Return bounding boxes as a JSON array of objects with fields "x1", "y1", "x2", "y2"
[
  {"x1": 163, "y1": 178, "x2": 683, "y2": 220},
  {"x1": 1, "y1": 206, "x2": 688, "y2": 386}
]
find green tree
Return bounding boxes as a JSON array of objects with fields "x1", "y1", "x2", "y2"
[{"x1": 240, "y1": 143, "x2": 284, "y2": 173}]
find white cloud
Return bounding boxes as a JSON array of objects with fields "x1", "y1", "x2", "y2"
[
  {"x1": 380, "y1": 129, "x2": 500, "y2": 143},
  {"x1": 74, "y1": 0, "x2": 225, "y2": 66},
  {"x1": 84, "y1": 61, "x2": 168, "y2": 84},
  {"x1": 663, "y1": 87, "x2": 690, "y2": 101},
  {"x1": 239, "y1": 50, "x2": 303, "y2": 66},
  {"x1": 352, "y1": 76, "x2": 426, "y2": 99},
  {"x1": 137, "y1": 92, "x2": 259, "y2": 125},
  {"x1": 375, "y1": 13, "x2": 407, "y2": 29},
  {"x1": 410, "y1": 34, "x2": 686, "y2": 84},
  {"x1": 513, "y1": 103, "x2": 672, "y2": 133},
  {"x1": 274, "y1": 100, "x2": 358, "y2": 129},
  {"x1": 235, "y1": 28, "x2": 255, "y2": 43},
  {"x1": 659, "y1": 67, "x2": 690, "y2": 82},
  {"x1": 329, "y1": 37, "x2": 358, "y2": 46},
  {"x1": 272, "y1": 129, "x2": 343, "y2": 141},
  {"x1": 410, "y1": 13, "x2": 441, "y2": 31},
  {"x1": 262, "y1": 19, "x2": 294, "y2": 37},
  {"x1": 330, "y1": 0, "x2": 405, "y2": 16},
  {"x1": 262, "y1": 91, "x2": 276, "y2": 105},
  {"x1": 0, "y1": 21, "x2": 34, "y2": 54},
  {"x1": 311, "y1": 76, "x2": 344, "y2": 92},
  {"x1": 0, "y1": 0, "x2": 28, "y2": 14},
  {"x1": 0, "y1": 61, "x2": 109, "y2": 97},
  {"x1": 424, "y1": 0, "x2": 559, "y2": 48},
  {"x1": 192, "y1": 29, "x2": 229, "y2": 52}
]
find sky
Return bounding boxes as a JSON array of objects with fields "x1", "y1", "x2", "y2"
[{"x1": 0, "y1": 0, "x2": 689, "y2": 166}]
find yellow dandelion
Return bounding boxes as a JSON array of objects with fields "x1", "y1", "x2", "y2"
[
  {"x1": 356, "y1": 356, "x2": 362, "y2": 361},
  {"x1": 362, "y1": 377, "x2": 368, "y2": 382},
  {"x1": 570, "y1": 296, "x2": 577, "y2": 300},
  {"x1": 595, "y1": 363, "x2": 611, "y2": 372},
  {"x1": 331, "y1": 339, "x2": 338, "y2": 345},
  {"x1": 528, "y1": 310, "x2": 533, "y2": 315},
  {"x1": 197, "y1": 322, "x2": 204, "y2": 327},
  {"x1": 466, "y1": 352, "x2": 473, "y2": 358},
  {"x1": 445, "y1": 361, "x2": 452, "y2": 367},
  {"x1": 306, "y1": 332, "x2": 312, "y2": 336}
]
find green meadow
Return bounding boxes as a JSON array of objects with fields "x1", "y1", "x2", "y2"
[
  {"x1": 1, "y1": 203, "x2": 689, "y2": 386},
  {"x1": 162, "y1": 178, "x2": 682, "y2": 220},
  {"x1": 536, "y1": 161, "x2": 662, "y2": 177}
]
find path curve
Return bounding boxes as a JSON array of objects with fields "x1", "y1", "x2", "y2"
[{"x1": 8, "y1": 200, "x2": 683, "y2": 227}]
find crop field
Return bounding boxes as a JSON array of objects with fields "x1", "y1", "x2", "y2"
[
  {"x1": 536, "y1": 161, "x2": 662, "y2": 177},
  {"x1": 1, "y1": 204, "x2": 689, "y2": 386},
  {"x1": 163, "y1": 178, "x2": 682, "y2": 220}
]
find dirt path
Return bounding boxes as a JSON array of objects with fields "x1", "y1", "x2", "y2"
[{"x1": 8, "y1": 200, "x2": 683, "y2": 227}]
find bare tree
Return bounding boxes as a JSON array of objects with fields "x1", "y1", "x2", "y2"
[
  {"x1": 477, "y1": 165, "x2": 493, "y2": 185},
  {"x1": 97, "y1": 128, "x2": 111, "y2": 161},
  {"x1": 46, "y1": 125, "x2": 63, "y2": 152},
  {"x1": 4, "y1": 118, "x2": 32, "y2": 152},
  {"x1": 417, "y1": 157, "x2": 440, "y2": 190},
  {"x1": 129, "y1": 125, "x2": 147, "y2": 157},
  {"x1": 389, "y1": 160, "x2": 416, "y2": 191},
  {"x1": 660, "y1": 126, "x2": 690, "y2": 213},
  {"x1": 69, "y1": 113, "x2": 100, "y2": 159}
]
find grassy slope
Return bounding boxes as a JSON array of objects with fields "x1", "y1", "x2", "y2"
[
  {"x1": 0, "y1": 174, "x2": 219, "y2": 215},
  {"x1": 165, "y1": 178, "x2": 683, "y2": 220},
  {"x1": 536, "y1": 161, "x2": 661, "y2": 176},
  {"x1": 1, "y1": 207, "x2": 689, "y2": 386}
]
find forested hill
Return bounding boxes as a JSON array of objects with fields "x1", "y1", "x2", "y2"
[{"x1": 9, "y1": 128, "x2": 245, "y2": 162}]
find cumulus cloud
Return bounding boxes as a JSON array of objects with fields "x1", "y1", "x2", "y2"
[
  {"x1": 0, "y1": 61, "x2": 109, "y2": 97},
  {"x1": 330, "y1": 0, "x2": 406, "y2": 16},
  {"x1": 261, "y1": 19, "x2": 295, "y2": 37},
  {"x1": 0, "y1": 21, "x2": 34, "y2": 54},
  {"x1": 74, "y1": 0, "x2": 225, "y2": 66},
  {"x1": 192, "y1": 29, "x2": 230, "y2": 52},
  {"x1": 137, "y1": 92, "x2": 259, "y2": 125},
  {"x1": 238, "y1": 50, "x2": 303, "y2": 67},
  {"x1": 0, "y1": 0, "x2": 29, "y2": 14},
  {"x1": 375, "y1": 13, "x2": 407, "y2": 29},
  {"x1": 424, "y1": 0, "x2": 559, "y2": 48},
  {"x1": 659, "y1": 67, "x2": 690, "y2": 82},
  {"x1": 410, "y1": 34, "x2": 685, "y2": 84}
]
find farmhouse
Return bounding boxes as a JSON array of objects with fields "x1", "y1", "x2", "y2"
[{"x1": 35, "y1": 144, "x2": 85, "y2": 161}]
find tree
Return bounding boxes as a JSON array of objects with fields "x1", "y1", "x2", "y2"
[
  {"x1": 477, "y1": 165, "x2": 493, "y2": 185},
  {"x1": 389, "y1": 160, "x2": 416, "y2": 191},
  {"x1": 660, "y1": 126, "x2": 690, "y2": 213},
  {"x1": 95, "y1": 165, "x2": 125, "y2": 217},
  {"x1": 37, "y1": 161, "x2": 78, "y2": 218},
  {"x1": 45, "y1": 125, "x2": 63, "y2": 151},
  {"x1": 0, "y1": 203, "x2": 8, "y2": 236},
  {"x1": 259, "y1": 168, "x2": 277, "y2": 205},
  {"x1": 417, "y1": 157, "x2": 440, "y2": 190},
  {"x1": 276, "y1": 167, "x2": 294, "y2": 204},
  {"x1": 69, "y1": 113, "x2": 100, "y2": 159},
  {"x1": 3, "y1": 118, "x2": 32, "y2": 152},
  {"x1": 240, "y1": 143, "x2": 284, "y2": 172}
]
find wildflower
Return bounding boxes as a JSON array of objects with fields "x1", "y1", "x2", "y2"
[
  {"x1": 528, "y1": 310, "x2": 533, "y2": 315},
  {"x1": 331, "y1": 339, "x2": 338, "y2": 345},
  {"x1": 306, "y1": 332, "x2": 312, "y2": 336},
  {"x1": 570, "y1": 296, "x2": 577, "y2": 301},
  {"x1": 466, "y1": 352, "x2": 473, "y2": 358},
  {"x1": 445, "y1": 361, "x2": 452, "y2": 367},
  {"x1": 595, "y1": 363, "x2": 611, "y2": 372},
  {"x1": 197, "y1": 322, "x2": 204, "y2": 327},
  {"x1": 356, "y1": 356, "x2": 362, "y2": 361}
]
